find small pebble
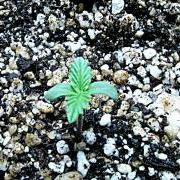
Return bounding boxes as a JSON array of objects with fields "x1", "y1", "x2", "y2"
[
  {"x1": 148, "y1": 65, "x2": 161, "y2": 79},
  {"x1": 117, "y1": 164, "x2": 132, "y2": 174},
  {"x1": 135, "y1": 30, "x2": 144, "y2": 37},
  {"x1": 47, "y1": 131, "x2": 56, "y2": 140},
  {"x1": 99, "y1": 114, "x2": 111, "y2": 126},
  {"x1": 127, "y1": 171, "x2": 136, "y2": 180},
  {"x1": 77, "y1": 151, "x2": 90, "y2": 177},
  {"x1": 25, "y1": 133, "x2": 42, "y2": 147},
  {"x1": 155, "y1": 152, "x2": 168, "y2": 160},
  {"x1": 148, "y1": 167, "x2": 155, "y2": 176},
  {"x1": 143, "y1": 48, "x2": 157, "y2": 59},
  {"x1": 112, "y1": 0, "x2": 125, "y2": 14},
  {"x1": 3, "y1": 136, "x2": 11, "y2": 146},
  {"x1": 113, "y1": 70, "x2": 129, "y2": 85},
  {"x1": 133, "y1": 126, "x2": 146, "y2": 137},
  {"x1": 83, "y1": 131, "x2": 96, "y2": 145},
  {"x1": 55, "y1": 171, "x2": 82, "y2": 180},
  {"x1": 103, "y1": 144, "x2": 116, "y2": 156},
  {"x1": 160, "y1": 171, "x2": 176, "y2": 180},
  {"x1": 36, "y1": 101, "x2": 54, "y2": 113},
  {"x1": 110, "y1": 172, "x2": 121, "y2": 180},
  {"x1": 56, "y1": 140, "x2": 69, "y2": 154},
  {"x1": 48, "y1": 162, "x2": 65, "y2": 173}
]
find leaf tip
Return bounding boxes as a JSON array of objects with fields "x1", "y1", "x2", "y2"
[{"x1": 44, "y1": 91, "x2": 50, "y2": 101}]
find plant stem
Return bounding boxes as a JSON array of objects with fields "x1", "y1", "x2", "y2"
[{"x1": 76, "y1": 114, "x2": 83, "y2": 132}]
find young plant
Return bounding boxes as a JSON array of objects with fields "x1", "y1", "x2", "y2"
[{"x1": 44, "y1": 57, "x2": 118, "y2": 131}]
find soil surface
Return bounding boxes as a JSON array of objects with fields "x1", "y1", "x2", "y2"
[{"x1": 0, "y1": 0, "x2": 180, "y2": 179}]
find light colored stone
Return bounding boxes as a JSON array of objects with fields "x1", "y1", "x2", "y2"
[
  {"x1": 94, "y1": 11, "x2": 103, "y2": 22},
  {"x1": 133, "y1": 126, "x2": 146, "y2": 137},
  {"x1": 99, "y1": 114, "x2": 111, "y2": 126},
  {"x1": 36, "y1": 13, "x2": 46, "y2": 25},
  {"x1": 48, "y1": 14, "x2": 59, "y2": 32},
  {"x1": 143, "y1": 145, "x2": 150, "y2": 157},
  {"x1": 159, "y1": 171, "x2": 176, "y2": 180},
  {"x1": 76, "y1": 11, "x2": 93, "y2": 28},
  {"x1": 135, "y1": 30, "x2": 144, "y2": 37},
  {"x1": 47, "y1": 68, "x2": 67, "y2": 86},
  {"x1": 155, "y1": 153, "x2": 167, "y2": 160},
  {"x1": 88, "y1": 29, "x2": 95, "y2": 39},
  {"x1": 25, "y1": 133, "x2": 42, "y2": 147},
  {"x1": 176, "y1": 159, "x2": 180, "y2": 165},
  {"x1": 127, "y1": 171, "x2": 136, "y2": 180},
  {"x1": 110, "y1": 172, "x2": 121, "y2": 180},
  {"x1": 24, "y1": 71, "x2": 35, "y2": 80},
  {"x1": 148, "y1": 92, "x2": 176, "y2": 116},
  {"x1": 9, "y1": 163, "x2": 23, "y2": 176},
  {"x1": 117, "y1": 164, "x2": 132, "y2": 174},
  {"x1": 177, "y1": 131, "x2": 180, "y2": 140},
  {"x1": 55, "y1": 171, "x2": 83, "y2": 180},
  {"x1": 143, "y1": 48, "x2": 157, "y2": 59},
  {"x1": 0, "y1": 134, "x2": 3, "y2": 144},
  {"x1": 107, "y1": 138, "x2": 116, "y2": 145},
  {"x1": 167, "y1": 3, "x2": 180, "y2": 15},
  {"x1": 148, "y1": 65, "x2": 161, "y2": 79},
  {"x1": 83, "y1": 131, "x2": 96, "y2": 145},
  {"x1": 64, "y1": 155, "x2": 72, "y2": 167},
  {"x1": 36, "y1": 101, "x2": 54, "y2": 113},
  {"x1": 47, "y1": 131, "x2": 56, "y2": 140},
  {"x1": 0, "y1": 106, "x2": 4, "y2": 118},
  {"x1": 48, "y1": 162, "x2": 65, "y2": 173},
  {"x1": 11, "y1": 42, "x2": 30, "y2": 59},
  {"x1": 112, "y1": 0, "x2": 125, "y2": 14},
  {"x1": 148, "y1": 167, "x2": 155, "y2": 176},
  {"x1": 56, "y1": 140, "x2": 69, "y2": 154},
  {"x1": 114, "y1": 50, "x2": 123, "y2": 64},
  {"x1": 147, "y1": 118, "x2": 160, "y2": 132},
  {"x1": 13, "y1": 142, "x2": 24, "y2": 154},
  {"x1": 167, "y1": 110, "x2": 180, "y2": 128},
  {"x1": 65, "y1": 41, "x2": 82, "y2": 52},
  {"x1": 137, "y1": 66, "x2": 146, "y2": 77},
  {"x1": 77, "y1": 151, "x2": 90, "y2": 177},
  {"x1": 3, "y1": 135, "x2": 11, "y2": 146},
  {"x1": 0, "y1": 159, "x2": 8, "y2": 171},
  {"x1": 172, "y1": 52, "x2": 179, "y2": 62},
  {"x1": 113, "y1": 70, "x2": 129, "y2": 85},
  {"x1": 101, "y1": 64, "x2": 113, "y2": 77},
  {"x1": 0, "y1": 10, "x2": 10, "y2": 16},
  {"x1": 164, "y1": 125, "x2": 179, "y2": 140},
  {"x1": 103, "y1": 144, "x2": 116, "y2": 156},
  {"x1": 8, "y1": 125, "x2": 17, "y2": 135}
]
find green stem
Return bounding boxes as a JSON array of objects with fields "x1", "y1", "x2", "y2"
[{"x1": 76, "y1": 114, "x2": 83, "y2": 132}]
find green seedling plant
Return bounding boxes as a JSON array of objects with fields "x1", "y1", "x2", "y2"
[{"x1": 44, "y1": 57, "x2": 118, "y2": 131}]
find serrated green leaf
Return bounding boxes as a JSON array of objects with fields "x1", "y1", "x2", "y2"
[
  {"x1": 44, "y1": 83, "x2": 71, "y2": 101},
  {"x1": 66, "y1": 91, "x2": 91, "y2": 123},
  {"x1": 69, "y1": 57, "x2": 91, "y2": 92},
  {"x1": 44, "y1": 57, "x2": 118, "y2": 125},
  {"x1": 89, "y1": 81, "x2": 118, "y2": 100}
]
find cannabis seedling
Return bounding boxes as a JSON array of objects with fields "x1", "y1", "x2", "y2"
[{"x1": 44, "y1": 57, "x2": 118, "y2": 131}]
